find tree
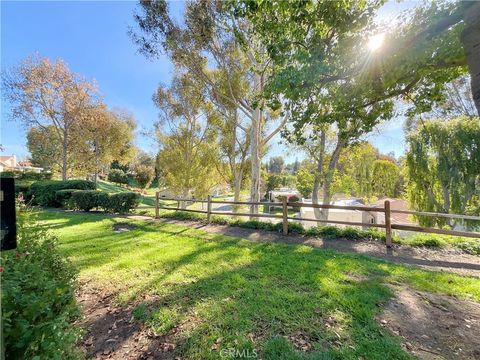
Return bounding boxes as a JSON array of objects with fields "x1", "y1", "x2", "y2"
[
  {"x1": 3, "y1": 55, "x2": 98, "y2": 180},
  {"x1": 131, "y1": 0, "x2": 288, "y2": 215},
  {"x1": 26, "y1": 125, "x2": 62, "y2": 172},
  {"x1": 76, "y1": 105, "x2": 137, "y2": 182},
  {"x1": 268, "y1": 156, "x2": 285, "y2": 174},
  {"x1": 154, "y1": 73, "x2": 220, "y2": 206},
  {"x1": 371, "y1": 160, "x2": 400, "y2": 198},
  {"x1": 134, "y1": 165, "x2": 155, "y2": 191},
  {"x1": 405, "y1": 116, "x2": 480, "y2": 228},
  {"x1": 108, "y1": 169, "x2": 129, "y2": 186},
  {"x1": 296, "y1": 165, "x2": 314, "y2": 199},
  {"x1": 337, "y1": 142, "x2": 378, "y2": 198}
]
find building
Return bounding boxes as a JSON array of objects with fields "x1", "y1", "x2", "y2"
[{"x1": 0, "y1": 155, "x2": 44, "y2": 173}]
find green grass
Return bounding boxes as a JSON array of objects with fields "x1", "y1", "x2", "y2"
[
  {"x1": 96, "y1": 180, "x2": 178, "y2": 214},
  {"x1": 397, "y1": 233, "x2": 480, "y2": 254},
  {"x1": 38, "y1": 210, "x2": 479, "y2": 359}
]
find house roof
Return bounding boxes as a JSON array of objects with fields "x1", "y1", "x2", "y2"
[{"x1": 0, "y1": 155, "x2": 14, "y2": 162}]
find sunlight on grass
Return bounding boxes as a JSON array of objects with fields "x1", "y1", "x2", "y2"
[{"x1": 38, "y1": 210, "x2": 480, "y2": 359}]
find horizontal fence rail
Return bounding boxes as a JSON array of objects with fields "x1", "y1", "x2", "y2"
[{"x1": 152, "y1": 194, "x2": 480, "y2": 248}]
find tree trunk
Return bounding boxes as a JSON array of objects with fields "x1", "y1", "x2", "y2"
[
  {"x1": 461, "y1": 2, "x2": 480, "y2": 116},
  {"x1": 312, "y1": 132, "x2": 326, "y2": 220},
  {"x1": 250, "y1": 74, "x2": 262, "y2": 217},
  {"x1": 180, "y1": 189, "x2": 189, "y2": 209},
  {"x1": 320, "y1": 140, "x2": 345, "y2": 221},
  {"x1": 61, "y1": 129, "x2": 68, "y2": 180},
  {"x1": 233, "y1": 169, "x2": 243, "y2": 213}
]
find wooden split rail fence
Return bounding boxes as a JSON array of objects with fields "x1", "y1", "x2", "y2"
[{"x1": 145, "y1": 193, "x2": 480, "y2": 248}]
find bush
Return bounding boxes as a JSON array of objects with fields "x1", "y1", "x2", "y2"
[
  {"x1": 71, "y1": 190, "x2": 108, "y2": 212},
  {"x1": 103, "y1": 192, "x2": 140, "y2": 213},
  {"x1": 30, "y1": 180, "x2": 96, "y2": 207},
  {"x1": 2, "y1": 210, "x2": 81, "y2": 359},
  {"x1": 0, "y1": 171, "x2": 52, "y2": 180},
  {"x1": 108, "y1": 169, "x2": 129, "y2": 185},
  {"x1": 287, "y1": 221, "x2": 305, "y2": 234},
  {"x1": 14, "y1": 183, "x2": 31, "y2": 196},
  {"x1": 134, "y1": 165, "x2": 155, "y2": 190},
  {"x1": 342, "y1": 226, "x2": 364, "y2": 240},
  {"x1": 71, "y1": 190, "x2": 109, "y2": 211},
  {"x1": 55, "y1": 189, "x2": 78, "y2": 209}
]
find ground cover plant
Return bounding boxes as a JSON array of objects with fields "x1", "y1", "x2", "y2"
[
  {"x1": 38, "y1": 210, "x2": 480, "y2": 359},
  {"x1": 1, "y1": 209, "x2": 81, "y2": 359}
]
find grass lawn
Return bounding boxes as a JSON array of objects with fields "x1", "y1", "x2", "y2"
[{"x1": 38, "y1": 210, "x2": 480, "y2": 359}]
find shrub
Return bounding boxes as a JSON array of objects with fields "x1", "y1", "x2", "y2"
[
  {"x1": 161, "y1": 210, "x2": 206, "y2": 221},
  {"x1": 341, "y1": 227, "x2": 363, "y2": 240},
  {"x1": 108, "y1": 169, "x2": 129, "y2": 185},
  {"x1": 134, "y1": 165, "x2": 155, "y2": 190},
  {"x1": 287, "y1": 221, "x2": 305, "y2": 234},
  {"x1": 2, "y1": 210, "x2": 81, "y2": 359},
  {"x1": 457, "y1": 241, "x2": 480, "y2": 255},
  {"x1": 0, "y1": 171, "x2": 52, "y2": 180},
  {"x1": 30, "y1": 180, "x2": 96, "y2": 207},
  {"x1": 103, "y1": 192, "x2": 140, "y2": 213},
  {"x1": 0, "y1": 170, "x2": 19, "y2": 178},
  {"x1": 14, "y1": 183, "x2": 31, "y2": 196},
  {"x1": 71, "y1": 190, "x2": 108, "y2": 211},
  {"x1": 55, "y1": 189, "x2": 78, "y2": 209}
]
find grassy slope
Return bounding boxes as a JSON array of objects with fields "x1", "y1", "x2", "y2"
[
  {"x1": 39, "y1": 210, "x2": 479, "y2": 360},
  {"x1": 96, "y1": 180, "x2": 175, "y2": 211}
]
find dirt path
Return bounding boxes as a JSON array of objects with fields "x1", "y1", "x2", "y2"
[
  {"x1": 380, "y1": 286, "x2": 480, "y2": 359},
  {"x1": 126, "y1": 216, "x2": 480, "y2": 277},
  {"x1": 76, "y1": 282, "x2": 177, "y2": 360}
]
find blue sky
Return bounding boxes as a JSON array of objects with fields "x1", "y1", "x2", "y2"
[{"x1": 1, "y1": 0, "x2": 417, "y2": 163}]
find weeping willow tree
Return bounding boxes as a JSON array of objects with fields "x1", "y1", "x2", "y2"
[{"x1": 405, "y1": 116, "x2": 480, "y2": 228}]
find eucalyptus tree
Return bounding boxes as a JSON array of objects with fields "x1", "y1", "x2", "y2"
[
  {"x1": 154, "y1": 73, "x2": 219, "y2": 205},
  {"x1": 405, "y1": 116, "x2": 480, "y2": 228},
  {"x1": 131, "y1": 0, "x2": 288, "y2": 214}
]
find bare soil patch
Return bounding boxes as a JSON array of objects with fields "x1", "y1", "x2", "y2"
[
  {"x1": 75, "y1": 282, "x2": 178, "y2": 360},
  {"x1": 112, "y1": 223, "x2": 136, "y2": 233},
  {"x1": 379, "y1": 287, "x2": 480, "y2": 359}
]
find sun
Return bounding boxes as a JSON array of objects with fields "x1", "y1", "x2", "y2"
[{"x1": 368, "y1": 33, "x2": 385, "y2": 51}]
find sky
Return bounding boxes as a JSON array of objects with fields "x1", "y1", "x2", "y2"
[{"x1": 1, "y1": 0, "x2": 420, "y2": 163}]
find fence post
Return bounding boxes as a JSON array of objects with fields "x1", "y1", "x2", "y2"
[
  {"x1": 384, "y1": 200, "x2": 392, "y2": 248},
  {"x1": 155, "y1": 192, "x2": 159, "y2": 219},
  {"x1": 207, "y1": 195, "x2": 212, "y2": 223},
  {"x1": 282, "y1": 197, "x2": 288, "y2": 235}
]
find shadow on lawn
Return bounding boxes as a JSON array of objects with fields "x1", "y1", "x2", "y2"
[
  {"x1": 43, "y1": 211, "x2": 473, "y2": 359},
  {"x1": 65, "y1": 219, "x2": 412, "y2": 359},
  {"x1": 123, "y1": 242, "x2": 411, "y2": 359}
]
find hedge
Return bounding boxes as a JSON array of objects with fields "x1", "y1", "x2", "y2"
[
  {"x1": 0, "y1": 171, "x2": 52, "y2": 181},
  {"x1": 2, "y1": 210, "x2": 81, "y2": 359},
  {"x1": 71, "y1": 190, "x2": 108, "y2": 212},
  {"x1": 54, "y1": 189, "x2": 78, "y2": 209},
  {"x1": 30, "y1": 180, "x2": 96, "y2": 207},
  {"x1": 68, "y1": 190, "x2": 140, "y2": 213},
  {"x1": 103, "y1": 192, "x2": 141, "y2": 213}
]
